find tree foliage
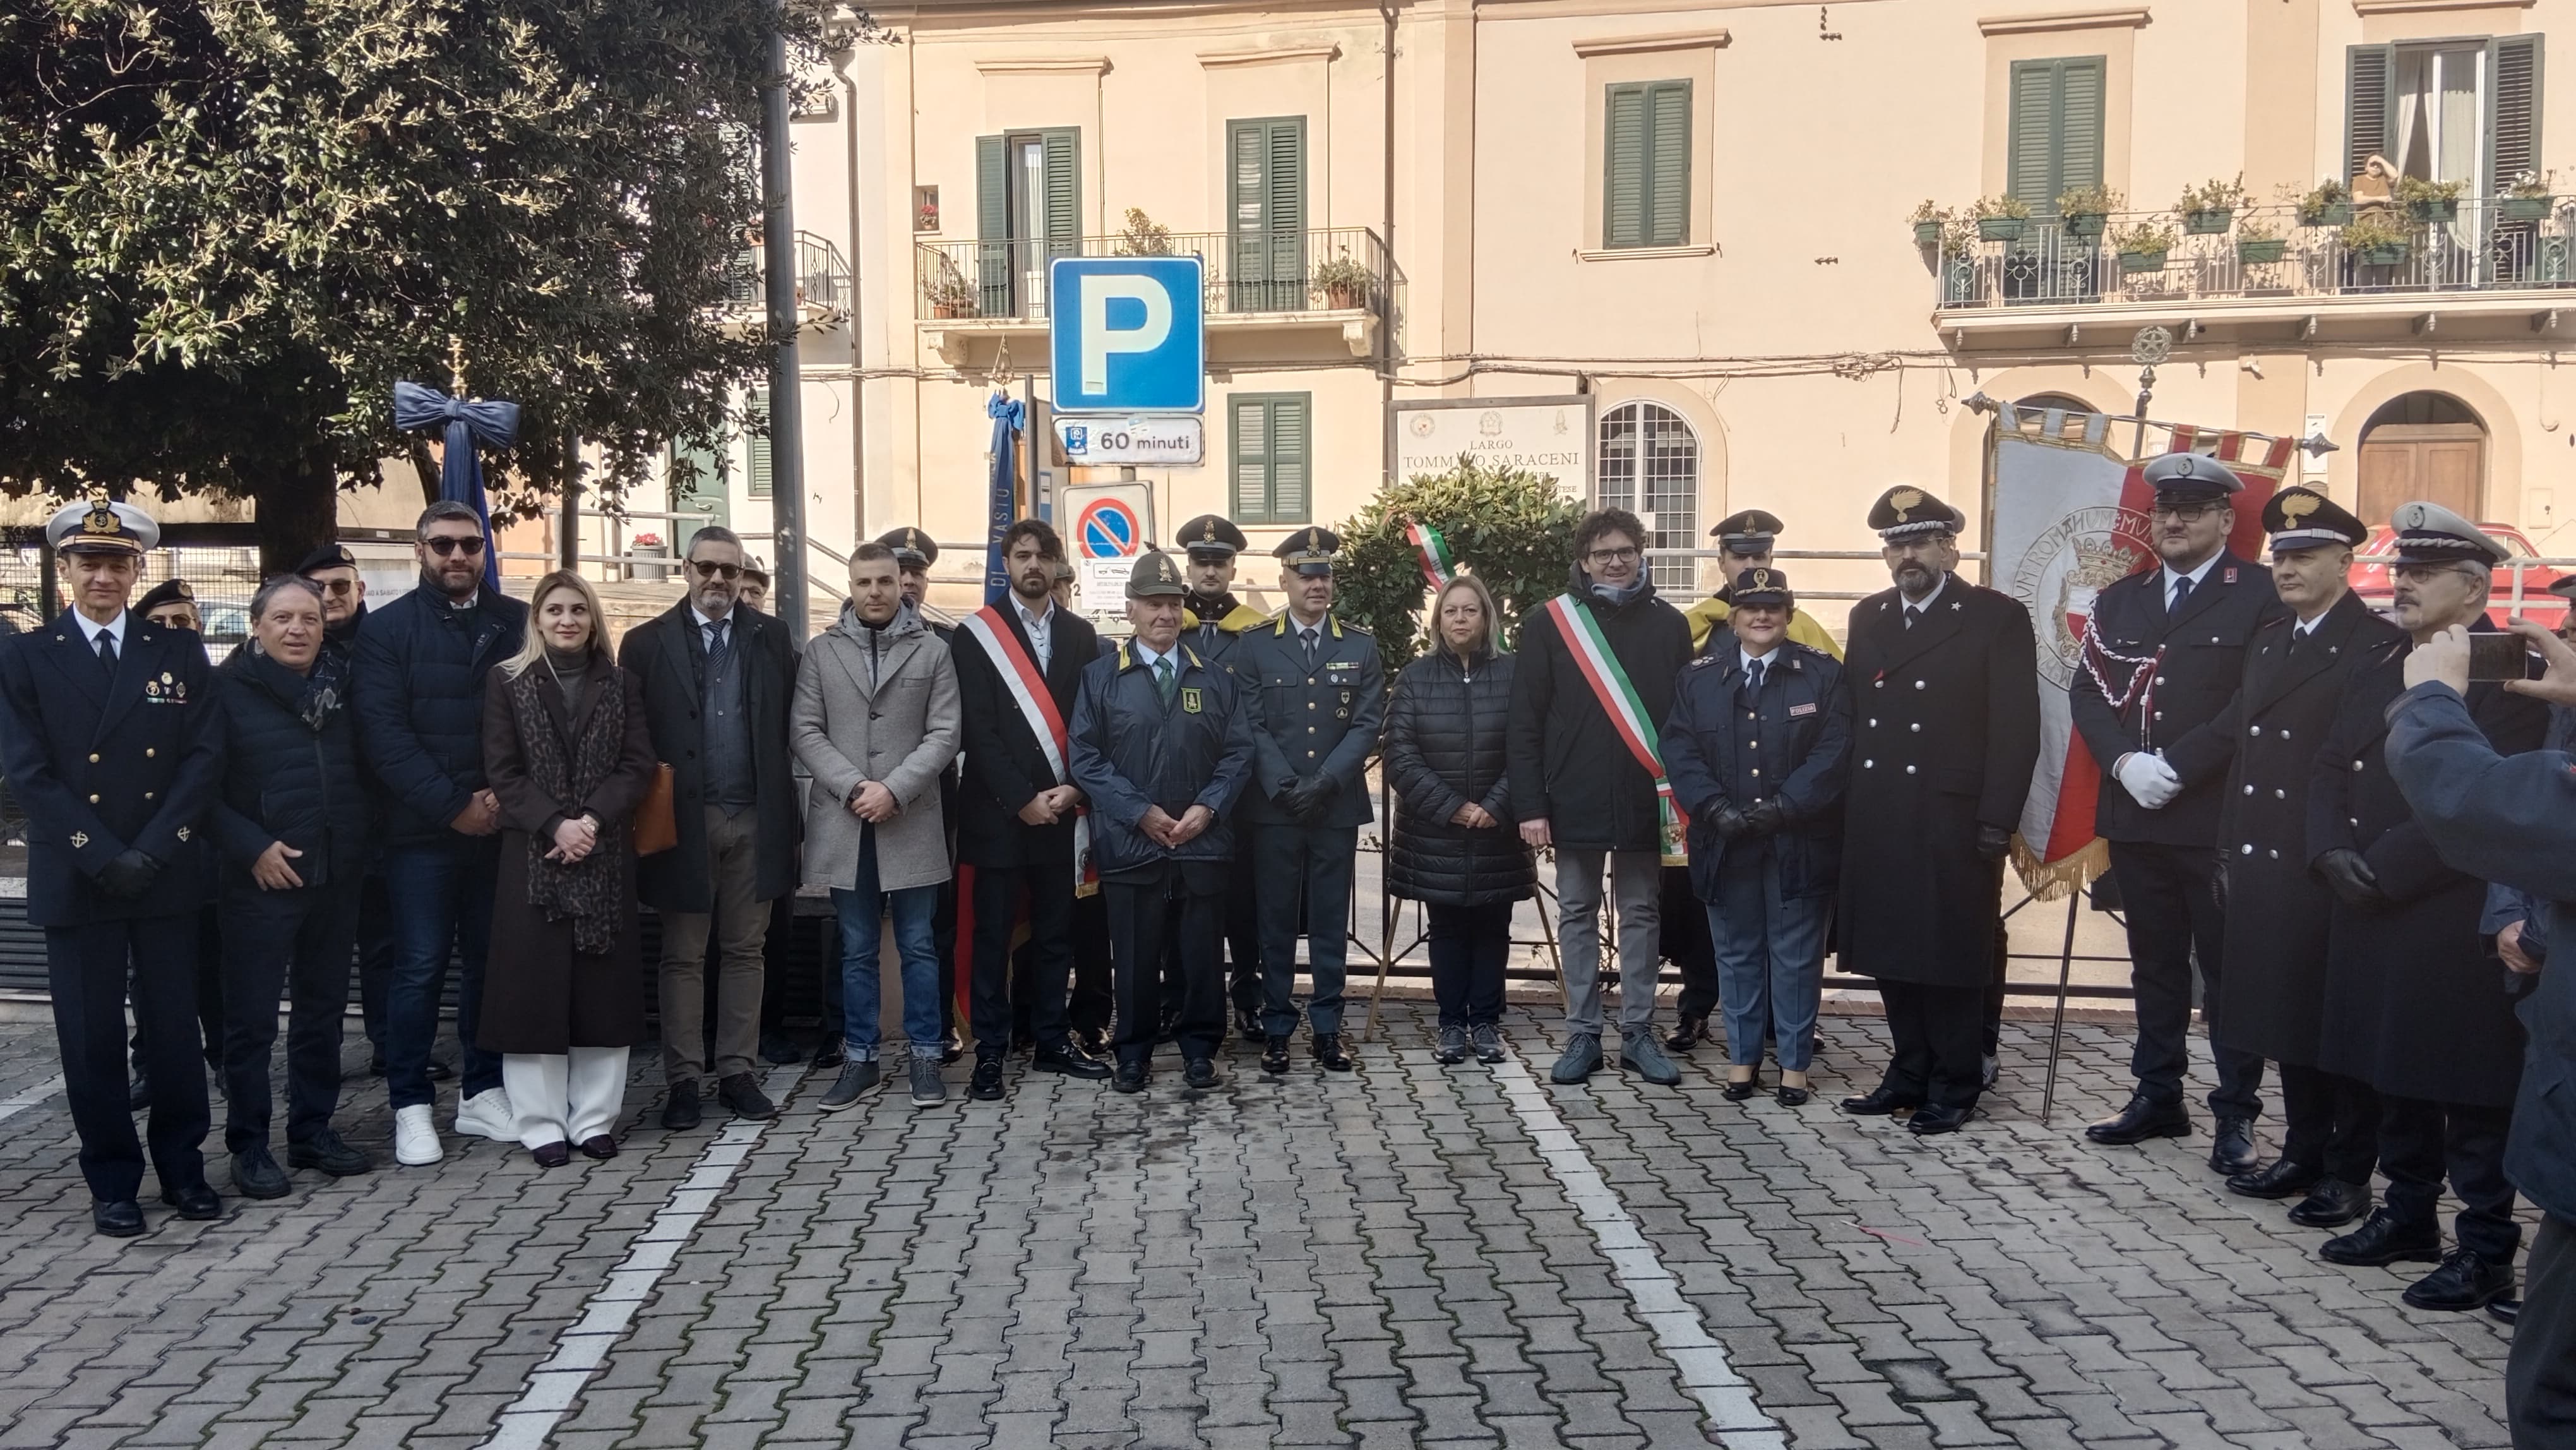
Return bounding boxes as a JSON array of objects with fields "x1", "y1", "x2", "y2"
[
  {"x1": 0, "y1": 0, "x2": 841, "y2": 565},
  {"x1": 1332, "y1": 456, "x2": 1587, "y2": 676}
]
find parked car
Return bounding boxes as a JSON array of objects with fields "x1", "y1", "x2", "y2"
[{"x1": 2348, "y1": 522, "x2": 2568, "y2": 630}]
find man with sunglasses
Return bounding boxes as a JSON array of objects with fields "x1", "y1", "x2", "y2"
[
  {"x1": 352, "y1": 501, "x2": 528, "y2": 1167},
  {"x1": 2069, "y1": 453, "x2": 2284, "y2": 1168},
  {"x1": 620, "y1": 525, "x2": 799, "y2": 1130}
]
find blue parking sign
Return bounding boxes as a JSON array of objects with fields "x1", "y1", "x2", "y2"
[{"x1": 1049, "y1": 257, "x2": 1205, "y2": 414}]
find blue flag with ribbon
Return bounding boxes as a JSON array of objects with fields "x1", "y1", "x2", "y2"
[
  {"x1": 982, "y1": 392, "x2": 1023, "y2": 607},
  {"x1": 393, "y1": 379, "x2": 521, "y2": 596}
]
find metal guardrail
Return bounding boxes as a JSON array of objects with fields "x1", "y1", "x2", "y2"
[
  {"x1": 915, "y1": 227, "x2": 1390, "y2": 323},
  {"x1": 720, "y1": 231, "x2": 852, "y2": 316},
  {"x1": 1933, "y1": 196, "x2": 2576, "y2": 309}
]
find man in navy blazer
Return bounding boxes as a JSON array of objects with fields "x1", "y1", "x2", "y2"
[{"x1": 0, "y1": 497, "x2": 224, "y2": 1236}]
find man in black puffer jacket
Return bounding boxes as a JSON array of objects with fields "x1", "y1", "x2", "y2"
[
  {"x1": 1506, "y1": 508, "x2": 1694, "y2": 1088},
  {"x1": 213, "y1": 577, "x2": 377, "y2": 1197}
]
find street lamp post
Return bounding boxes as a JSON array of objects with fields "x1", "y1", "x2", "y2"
[{"x1": 761, "y1": 6, "x2": 809, "y2": 640}]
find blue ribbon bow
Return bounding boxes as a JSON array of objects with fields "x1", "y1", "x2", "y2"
[
  {"x1": 394, "y1": 379, "x2": 522, "y2": 594},
  {"x1": 982, "y1": 392, "x2": 1025, "y2": 606}
]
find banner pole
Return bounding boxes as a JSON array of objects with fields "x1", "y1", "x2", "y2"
[{"x1": 2040, "y1": 889, "x2": 2080, "y2": 1125}]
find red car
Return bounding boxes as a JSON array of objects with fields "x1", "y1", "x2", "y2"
[{"x1": 2347, "y1": 522, "x2": 2570, "y2": 630}]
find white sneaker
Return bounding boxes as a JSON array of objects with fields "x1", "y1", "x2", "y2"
[
  {"x1": 453, "y1": 1088, "x2": 516, "y2": 1142},
  {"x1": 393, "y1": 1105, "x2": 443, "y2": 1166}
]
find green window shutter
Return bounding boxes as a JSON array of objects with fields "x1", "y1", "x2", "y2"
[
  {"x1": 1227, "y1": 117, "x2": 1308, "y2": 309},
  {"x1": 1604, "y1": 83, "x2": 1647, "y2": 248},
  {"x1": 745, "y1": 389, "x2": 772, "y2": 499},
  {"x1": 1041, "y1": 128, "x2": 1081, "y2": 257},
  {"x1": 2007, "y1": 57, "x2": 2104, "y2": 215},
  {"x1": 2490, "y1": 36, "x2": 2544, "y2": 195},
  {"x1": 1227, "y1": 393, "x2": 1311, "y2": 523},
  {"x1": 2347, "y1": 45, "x2": 2395, "y2": 184},
  {"x1": 1646, "y1": 81, "x2": 1690, "y2": 246},
  {"x1": 1230, "y1": 395, "x2": 1270, "y2": 522},
  {"x1": 1268, "y1": 396, "x2": 1309, "y2": 522},
  {"x1": 975, "y1": 135, "x2": 1010, "y2": 315},
  {"x1": 2056, "y1": 58, "x2": 2104, "y2": 195}
]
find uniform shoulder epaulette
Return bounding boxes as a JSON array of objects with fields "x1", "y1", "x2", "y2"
[
  {"x1": 1340, "y1": 619, "x2": 1373, "y2": 638},
  {"x1": 1690, "y1": 653, "x2": 1722, "y2": 669}
]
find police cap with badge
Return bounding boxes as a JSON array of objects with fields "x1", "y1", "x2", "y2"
[
  {"x1": 295, "y1": 542, "x2": 360, "y2": 577},
  {"x1": 47, "y1": 496, "x2": 160, "y2": 558},
  {"x1": 1176, "y1": 514, "x2": 1248, "y2": 560},
  {"x1": 876, "y1": 527, "x2": 938, "y2": 568},
  {"x1": 1711, "y1": 510, "x2": 1786, "y2": 554},
  {"x1": 1729, "y1": 567, "x2": 1794, "y2": 609},
  {"x1": 1867, "y1": 486, "x2": 1964, "y2": 541},
  {"x1": 1275, "y1": 526, "x2": 1340, "y2": 577},
  {"x1": 2260, "y1": 487, "x2": 2367, "y2": 553},
  {"x1": 1126, "y1": 549, "x2": 1188, "y2": 599},
  {"x1": 2140, "y1": 450, "x2": 2246, "y2": 502},
  {"x1": 2387, "y1": 500, "x2": 2509, "y2": 567}
]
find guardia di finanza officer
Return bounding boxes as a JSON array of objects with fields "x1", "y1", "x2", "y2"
[
  {"x1": 0, "y1": 498, "x2": 225, "y2": 1237},
  {"x1": 1241, "y1": 527, "x2": 1383, "y2": 1076},
  {"x1": 1174, "y1": 512, "x2": 1271, "y2": 1041},
  {"x1": 2071, "y1": 452, "x2": 2284, "y2": 1170}
]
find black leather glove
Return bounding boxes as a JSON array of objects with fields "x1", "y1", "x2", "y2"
[
  {"x1": 1740, "y1": 801, "x2": 1787, "y2": 837},
  {"x1": 97, "y1": 849, "x2": 162, "y2": 899},
  {"x1": 2314, "y1": 848, "x2": 2386, "y2": 909},
  {"x1": 1975, "y1": 824, "x2": 2012, "y2": 861},
  {"x1": 1284, "y1": 776, "x2": 1336, "y2": 823},
  {"x1": 1711, "y1": 805, "x2": 1751, "y2": 840}
]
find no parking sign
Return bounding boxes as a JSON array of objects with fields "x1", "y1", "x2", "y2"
[{"x1": 1061, "y1": 482, "x2": 1157, "y2": 616}]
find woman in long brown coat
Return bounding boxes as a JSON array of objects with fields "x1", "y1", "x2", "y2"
[{"x1": 480, "y1": 570, "x2": 658, "y2": 1166}]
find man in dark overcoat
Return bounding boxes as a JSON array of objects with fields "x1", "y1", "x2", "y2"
[
  {"x1": 621, "y1": 524, "x2": 799, "y2": 1130},
  {"x1": 1836, "y1": 486, "x2": 2040, "y2": 1135},
  {"x1": 0, "y1": 498, "x2": 224, "y2": 1235},
  {"x1": 2071, "y1": 452, "x2": 2285, "y2": 1169},
  {"x1": 2198, "y1": 488, "x2": 2399, "y2": 1230},
  {"x1": 2310, "y1": 503, "x2": 2549, "y2": 1313}
]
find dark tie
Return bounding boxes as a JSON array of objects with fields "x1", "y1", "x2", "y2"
[
  {"x1": 1746, "y1": 658, "x2": 1767, "y2": 693},
  {"x1": 707, "y1": 618, "x2": 732, "y2": 672},
  {"x1": 1904, "y1": 607, "x2": 1921, "y2": 631},
  {"x1": 2170, "y1": 575, "x2": 2195, "y2": 612},
  {"x1": 1302, "y1": 627, "x2": 1319, "y2": 671},
  {"x1": 95, "y1": 628, "x2": 117, "y2": 677},
  {"x1": 1155, "y1": 655, "x2": 1177, "y2": 704}
]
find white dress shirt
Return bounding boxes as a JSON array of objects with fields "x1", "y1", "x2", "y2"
[
  {"x1": 1017, "y1": 598, "x2": 1056, "y2": 672},
  {"x1": 81, "y1": 609, "x2": 129, "y2": 661}
]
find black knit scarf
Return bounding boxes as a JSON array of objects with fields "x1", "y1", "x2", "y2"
[{"x1": 504, "y1": 660, "x2": 628, "y2": 954}]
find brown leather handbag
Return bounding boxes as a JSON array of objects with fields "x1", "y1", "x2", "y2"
[{"x1": 633, "y1": 764, "x2": 679, "y2": 855}]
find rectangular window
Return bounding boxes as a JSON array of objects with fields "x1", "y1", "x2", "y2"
[
  {"x1": 1603, "y1": 80, "x2": 1690, "y2": 249},
  {"x1": 2005, "y1": 56, "x2": 2106, "y2": 216},
  {"x1": 1229, "y1": 393, "x2": 1310, "y2": 525},
  {"x1": 2347, "y1": 37, "x2": 2543, "y2": 194},
  {"x1": 975, "y1": 128, "x2": 1081, "y2": 318},
  {"x1": 745, "y1": 389, "x2": 772, "y2": 499},
  {"x1": 1227, "y1": 117, "x2": 1308, "y2": 312}
]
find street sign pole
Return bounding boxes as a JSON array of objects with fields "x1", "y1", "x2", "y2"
[{"x1": 761, "y1": 6, "x2": 808, "y2": 640}]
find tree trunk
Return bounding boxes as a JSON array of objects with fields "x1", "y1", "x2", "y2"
[{"x1": 258, "y1": 453, "x2": 342, "y2": 576}]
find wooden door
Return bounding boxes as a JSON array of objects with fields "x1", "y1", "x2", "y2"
[{"x1": 2357, "y1": 423, "x2": 2484, "y2": 526}]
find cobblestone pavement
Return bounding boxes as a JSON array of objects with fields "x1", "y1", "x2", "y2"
[{"x1": 0, "y1": 1000, "x2": 2528, "y2": 1449}]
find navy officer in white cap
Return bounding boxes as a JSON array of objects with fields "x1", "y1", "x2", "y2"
[{"x1": 0, "y1": 494, "x2": 225, "y2": 1236}]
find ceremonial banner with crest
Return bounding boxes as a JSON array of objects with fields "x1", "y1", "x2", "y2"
[{"x1": 1990, "y1": 405, "x2": 2289, "y2": 897}]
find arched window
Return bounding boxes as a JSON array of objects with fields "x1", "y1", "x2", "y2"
[{"x1": 1596, "y1": 401, "x2": 1699, "y2": 590}]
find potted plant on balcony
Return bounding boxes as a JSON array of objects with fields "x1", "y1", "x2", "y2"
[
  {"x1": 1312, "y1": 253, "x2": 1374, "y2": 309},
  {"x1": 1114, "y1": 207, "x2": 1175, "y2": 257},
  {"x1": 2341, "y1": 213, "x2": 2412, "y2": 265},
  {"x1": 925, "y1": 272, "x2": 978, "y2": 320},
  {"x1": 2296, "y1": 177, "x2": 2352, "y2": 227},
  {"x1": 2056, "y1": 184, "x2": 2120, "y2": 241},
  {"x1": 1939, "y1": 217, "x2": 1978, "y2": 301},
  {"x1": 1909, "y1": 200, "x2": 1948, "y2": 247},
  {"x1": 2397, "y1": 174, "x2": 2466, "y2": 222},
  {"x1": 2178, "y1": 174, "x2": 2245, "y2": 234},
  {"x1": 1972, "y1": 195, "x2": 2031, "y2": 242},
  {"x1": 2236, "y1": 218, "x2": 2287, "y2": 265},
  {"x1": 2113, "y1": 219, "x2": 2178, "y2": 273},
  {"x1": 2503, "y1": 169, "x2": 2558, "y2": 222}
]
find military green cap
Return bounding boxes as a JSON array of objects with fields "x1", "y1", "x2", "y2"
[{"x1": 1126, "y1": 549, "x2": 1187, "y2": 599}]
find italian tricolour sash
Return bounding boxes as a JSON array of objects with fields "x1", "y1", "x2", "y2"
[
  {"x1": 1542, "y1": 594, "x2": 1687, "y2": 866},
  {"x1": 1406, "y1": 518, "x2": 1458, "y2": 590},
  {"x1": 960, "y1": 607, "x2": 1099, "y2": 897}
]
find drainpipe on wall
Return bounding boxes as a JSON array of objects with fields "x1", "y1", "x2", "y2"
[
  {"x1": 1379, "y1": 0, "x2": 1398, "y2": 489},
  {"x1": 834, "y1": 40, "x2": 867, "y2": 546}
]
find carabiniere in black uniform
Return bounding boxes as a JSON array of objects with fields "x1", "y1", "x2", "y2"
[
  {"x1": 0, "y1": 497, "x2": 225, "y2": 1236},
  {"x1": 2070, "y1": 450, "x2": 2285, "y2": 1167}
]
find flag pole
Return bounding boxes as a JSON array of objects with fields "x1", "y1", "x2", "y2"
[{"x1": 2039, "y1": 890, "x2": 2081, "y2": 1125}]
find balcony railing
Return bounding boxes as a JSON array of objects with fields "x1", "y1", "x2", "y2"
[
  {"x1": 1932, "y1": 196, "x2": 2576, "y2": 311},
  {"x1": 720, "y1": 231, "x2": 853, "y2": 320},
  {"x1": 914, "y1": 227, "x2": 1390, "y2": 323}
]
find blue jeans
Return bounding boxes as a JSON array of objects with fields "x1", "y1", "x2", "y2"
[
  {"x1": 1708, "y1": 841, "x2": 1827, "y2": 1072},
  {"x1": 832, "y1": 831, "x2": 943, "y2": 1059},
  {"x1": 382, "y1": 839, "x2": 503, "y2": 1110}
]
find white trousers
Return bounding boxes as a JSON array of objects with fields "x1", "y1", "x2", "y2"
[{"x1": 501, "y1": 1047, "x2": 629, "y2": 1148}]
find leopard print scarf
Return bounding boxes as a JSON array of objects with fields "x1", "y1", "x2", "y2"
[{"x1": 504, "y1": 659, "x2": 629, "y2": 954}]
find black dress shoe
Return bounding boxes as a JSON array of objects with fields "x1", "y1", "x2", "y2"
[
  {"x1": 1666, "y1": 1014, "x2": 1709, "y2": 1053},
  {"x1": 2208, "y1": 1116, "x2": 2260, "y2": 1175},
  {"x1": 968, "y1": 1058, "x2": 1006, "y2": 1101},
  {"x1": 1261, "y1": 1036, "x2": 1291, "y2": 1075},
  {"x1": 1032, "y1": 1045, "x2": 1112, "y2": 1080},
  {"x1": 1235, "y1": 1006, "x2": 1262, "y2": 1040},
  {"x1": 1909, "y1": 1103, "x2": 1973, "y2": 1136},
  {"x1": 2085, "y1": 1094, "x2": 2192, "y2": 1145},
  {"x1": 128, "y1": 1076, "x2": 150, "y2": 1111},
  {"x1": 2488, "y1": 1297, "x2": 2520, "y2": 1326},
  {"x1": 2320, "y1": 1206, "x2": 2444, "y2": 1267},
  {"x1": 578, "y1": 1135, "x2": 618, "y2": 1161},
  {"x1": 2402, "y1": 1247, "x2": 2515, "y2": 1312},
  {"x1": 1184, "y1": 1057, "x2": 1221, "y2": 1089},
  {"x1": 759, "y1": 1030, "x2": 806, "y2": 1066},
  {"x1": 232, "y1": 1147, "x2": 292, "y2": 1201},
  {"x1": 288, "y1": 1130, "x2": 374, "y2": 1177},
  {"x1": 1311, "y1": 1034, "x2": 1354, "y2": 1072},
  {"x1": 1076, "y1": 1029, "x2": 1111, "y2": 1059},
  {"x1": 93, "y1": 1200, "x2": 145, "y2": 1237},
  {"x1": 811, "y1": 1043, "x2": 848, "y2": 1072},
  {"x1": 1111, "y1": 1061, "x2": 1149, "y2": 1094},
  {"x1": 532, "y1": 1142, "x2": 571, "y2": 1168},
  {"x1": 717, "y1": 1072, "x2": 777, "y2": 1121},
  {"x1": 1840, "y1": 1087, "x2": 1923, "y2": 1117},
  {"x1": 425, "y1": 1057, "x2": 455, "y2": 1081},
  {"x1": 661, "y1": 1079, "x2": 703, "y2": 1132},
  {"x1": 160, "y1": 1183, "x2": 222, "y2": 1220},
  {"x1": 2287, "y1": 1176, "x2": 2373, "y2": 1229},
  {"x1": 1776, "y1": 1085, "x2": 1811, "y2": 1108},
  {"x1": 1721, "y1": 1076, "x2": 1760, "y2": 1102},
  {"x1": 2227, "y1": 1158, "x2": 2321, "y2": 1200}
]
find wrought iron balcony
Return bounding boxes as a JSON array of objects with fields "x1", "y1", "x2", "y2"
[
  {"x1": 914, "y1": 227, "x2": 1390, "y2": 325},
  {"x1": 1931, "y1": 196, "x2": 2576, "y2": 316},
  {"x1": 713, "y1": 231, "x2": 852, "y2": 333}
]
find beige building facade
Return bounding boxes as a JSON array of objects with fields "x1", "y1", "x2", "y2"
[{"x1": 682, "y1": 0, "x2": 2575, "y2": 614}]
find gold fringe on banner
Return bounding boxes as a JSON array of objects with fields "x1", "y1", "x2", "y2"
[{"x1": 2011, "y1": 835, "x2": 2110, "y2": 902}]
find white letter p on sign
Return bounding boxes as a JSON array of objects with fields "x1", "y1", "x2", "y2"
[{"x1": 1078, "y1": 275, "x2": 1172, "y2": 397}]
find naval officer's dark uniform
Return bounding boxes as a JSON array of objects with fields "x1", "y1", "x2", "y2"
[{"x1": 0, "y1": 500, "x2": 224, "y2": 1229}]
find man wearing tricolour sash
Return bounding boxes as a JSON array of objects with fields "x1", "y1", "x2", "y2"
[
  {"x1": 948, "y1": 519, "x2": 1114, "y2": 1101},
  {"x1": 1505, "y1": 507, "x2": 1695, "y2": 1088}
]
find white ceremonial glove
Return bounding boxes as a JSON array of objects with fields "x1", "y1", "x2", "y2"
[{"x1": 2115, "y1": 751, "x2": 2183, "y2": 810}]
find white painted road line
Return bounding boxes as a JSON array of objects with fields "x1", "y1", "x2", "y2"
[
  {"x1": 0, "y1": 1074, "x2": 66, "y2": 1129},
  {"x1": 478, "y1": 1062, "x2": 806, "y2": 1450},
  {"x1": 1492, "y1": 1053, "x2": 1786, "y2": 1450}
]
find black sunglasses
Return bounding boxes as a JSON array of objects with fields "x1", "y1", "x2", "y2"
[
  {"x1": 423, "y1": 534, "x2": 486, "y2": 556},
  {"x1": 691, "y1": 560, "x2": 743, "y2": 580}
]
